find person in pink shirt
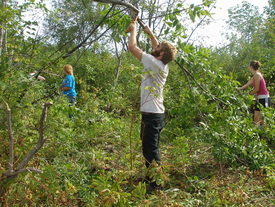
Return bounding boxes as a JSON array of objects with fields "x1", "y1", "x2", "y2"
[{"x1": 237, "y1": 60, "x2": 271, "y2": 126}]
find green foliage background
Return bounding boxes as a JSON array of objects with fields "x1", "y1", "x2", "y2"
[{"x1": 0, "y1": 0, "x2": 274, "y2": 206}]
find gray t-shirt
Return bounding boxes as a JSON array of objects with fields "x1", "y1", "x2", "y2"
[{"x1": 140, "y1": 52, "x2": 169, "y2": 113}]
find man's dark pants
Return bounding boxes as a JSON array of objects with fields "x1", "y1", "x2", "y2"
[{"x1": 140, "y1": 113, "x2": 165, "y2": 168}]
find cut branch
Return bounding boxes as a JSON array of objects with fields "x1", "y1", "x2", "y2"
[
  {"x1": 93, "y1": 0, "x2": 139, "y2": 13},
  {"x1": 175, "y1": 60, "x2": 228, "y2": 106},
  {"x1": 93, "y1": 0, "x2": 145, "y2": 27}
]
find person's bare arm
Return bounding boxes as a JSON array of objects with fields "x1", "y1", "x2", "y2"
[
  {"x1": 128, "y1": 21, "x2": 143, "y2": 61},
  {"x1": 237, "y1": 78, "x2": 253, "y2": 90},
  {"x1": 249, "y1": 74, "x2": 261, "y2": 95},
  {"x1": 60, "y1": 87, "x2": 71, "y2": 91},
  {"x1": 143, "y1": 26, "x2": 159, "y2": 48}
]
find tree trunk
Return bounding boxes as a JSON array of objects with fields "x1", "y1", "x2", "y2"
[
  {"x1": 114, "y1": 40, "x2": 124, "y2": 87},
  {"x1": 0, "y1": 175, "x2": 17, "y2": 203},
  {"x1": 0, "y1": 101, "x2": 52, "y2": 203},
  {"x1": 0, "y1": 0, "x2": 7, "y2": 56}
]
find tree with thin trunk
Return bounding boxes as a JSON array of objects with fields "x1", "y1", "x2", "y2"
[
  {"x1": 0, "y1": 98, "x2": 52, "y2": 203},
  {"x1": 0, "y1": 0, "x2": 7, "y2": 56}
]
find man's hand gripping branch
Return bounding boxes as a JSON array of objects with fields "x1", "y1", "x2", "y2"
[
  {"x1": 128, "y1": 18, "x2": 159, "y2": 61},
  {"x1": 143, "y1": 26, "x2": 159, "y2": 49}
]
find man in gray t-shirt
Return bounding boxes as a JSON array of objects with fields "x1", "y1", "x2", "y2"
[{"x1": 128, "y1": 19, "x2": 177, "y2": 192}]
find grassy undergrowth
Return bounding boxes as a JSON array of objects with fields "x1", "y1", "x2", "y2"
[{"x1": 1, "y1": 107, "x2": 274, "y2": 206}]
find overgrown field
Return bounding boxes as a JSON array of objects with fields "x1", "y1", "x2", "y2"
[
  {"x1": 0, "y1": 97, "x2": 274, "y2": 206},
  {"x1": 1, "y1": 0, "x2": 275, "y2": 205}
]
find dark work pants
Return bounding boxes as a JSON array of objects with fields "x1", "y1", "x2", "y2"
[{"x1": 140, "y1": 113, "x2": 165, "y2": 168}]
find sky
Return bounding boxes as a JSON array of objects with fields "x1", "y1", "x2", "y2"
[
  {"x1": 21, "y1": 0, "x2": 269, "y2": 47},
  {"x1": 191, "y1": 0, "x2": 269, "y2": 47}
]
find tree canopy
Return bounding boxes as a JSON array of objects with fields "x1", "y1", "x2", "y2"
[{"x1": 0, "y1": 0, "x2": 274, "y2": 205}]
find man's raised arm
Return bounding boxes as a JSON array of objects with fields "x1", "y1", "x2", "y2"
[
  {"x1": 143, "y1": 26, "x2": 159, "y2": 49},
  {"x1": 128, "y1": 20, "x2": 143, "y2": 61}
]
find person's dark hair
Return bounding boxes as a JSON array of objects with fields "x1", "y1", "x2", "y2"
[
  {"x1": 160, "y1": 41, "x2": 177, "y2": 65},
  {"x1": 250, "y1": 60, "x2": 261, "y2": 70}
]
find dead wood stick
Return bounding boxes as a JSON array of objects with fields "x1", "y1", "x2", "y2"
[
  {"x1": 93, "y1": 0, "x2": 146, "y2": 28},
  {"x1": 93, "y1": 0, "x2": 139, "y2": 13}
]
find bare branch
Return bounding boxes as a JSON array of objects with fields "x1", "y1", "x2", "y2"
[
  {"x1": 0, "y1": 101, "x2": 51, "y2": 199},
  {"x1": 62, "y1": 5, "x2": 115, "y2": 59},
  {"x1": 0, "y1": 97, "x2": 14, "y2": 173},
  {"x1": 3, "y1": 168, "x2": 43, "y2": 177},
  {"x1": 16, "y1": 102, "x2": 53, "y2": 171},
  {"x1": 93, "y1": 0, "x2": 139, "y2": 13}
]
